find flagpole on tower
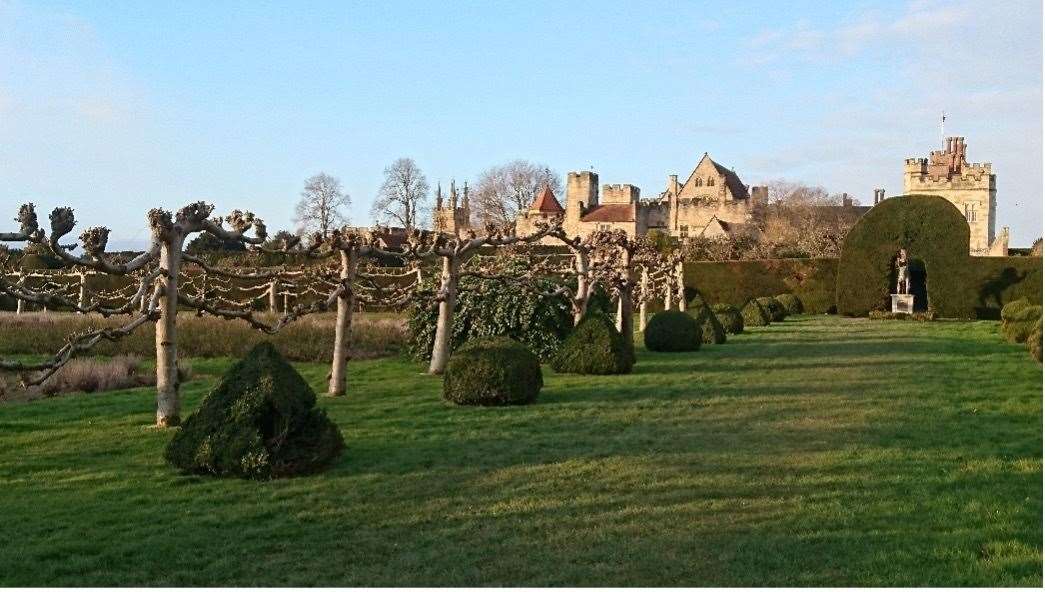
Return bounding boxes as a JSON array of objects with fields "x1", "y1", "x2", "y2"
[{"x1": 940, "y1": 110, "x2": 947, "y2": 149}]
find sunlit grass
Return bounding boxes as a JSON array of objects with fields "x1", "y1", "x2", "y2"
[{"x1": 0, "y1": 316, "x2": 1040, "y2": 585}]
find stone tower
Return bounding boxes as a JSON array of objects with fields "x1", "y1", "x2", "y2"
[
  {"x1": 564, "y1": 171, "x2": 598, "y2": 237},
  {"x1": 903, "y1": 136, "x2": 998, "y2": 255},
  {"x1": 433, "y1": 179, "x2": 471, "y2": 236}
]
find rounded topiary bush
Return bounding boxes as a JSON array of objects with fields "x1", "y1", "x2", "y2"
[
  {"x1": 742, "y1": 299, "x2": 771, "y2": 327},
  {"x1": 711, "y1": 303, "x2": 744, "y2": 334},
  {"x1": 552, "y1": 311, "x2": 634, "y2": 374},
  {"x1": 757, "y1": 296, "x2": 787, "y2": 322},
  {"x1": 1001, "y1": 305, "x2": 1042, "y2": 344},
  {"x1": 443, "y1": 336, "x2": 543, "y2": 406},
  {"x1": 644, "y1": 310, "x2": 702, "y2": 352},
  {"x1": 1028, "y1": 320, "x2": 1042, "y2": 363},
  {"x1": 165, "y1": 342, "x2": 344, "y2": 479},
  {"x1": 1001, "y1": 298, "x2": 1031, "y2": 323},
  {"x1": 776, "y1": 293, "x2": 804, "y2": 315}
]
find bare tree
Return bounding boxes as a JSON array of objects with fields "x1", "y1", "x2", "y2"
[
  {"x1": 372, "y1": 158, "x2": 429, "y2": 230},
  {"x1": 295, "y1": 173, "x2": 350, "y2": 239},
  {"x1": 471, "y1": 160, "x2": 563, "y2": 225}
]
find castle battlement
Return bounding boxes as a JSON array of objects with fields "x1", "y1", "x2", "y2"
[{"x1": 902, "y1": 136, "x2": 998, "y2": 255}]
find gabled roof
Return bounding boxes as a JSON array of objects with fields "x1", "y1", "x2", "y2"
[
  {"x1": 580, "y1": 204, "x2": 634, "y2": 223},
  {"x1": 529, "y1": 185, "x2": 564, "y2": 213},
  {"x1": 682, "y1": 153, "x2": 751, "y2": 200}
]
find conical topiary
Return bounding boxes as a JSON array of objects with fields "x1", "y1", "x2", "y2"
[
  {"x1": 689, "y1": 301, "x2": 726, "y2": 345},
  {"x1": 775, "y1": 293, "x2": 804, "y2": 315},
  {"x1": 552, "y1": 311, "x2": 634, "y2": 374},
  {"x1": 742, "y1": 299, "x2": 771, "y2": 327},
  {"x1": 757, "y1": 296, "x2": 787, "y2": 322},
  {"x1": 711, "y1": 303, "x2": 744, "y2": 334},
  {"x1": 165, "y1": 342, "x2": 344, "y2": 479}
]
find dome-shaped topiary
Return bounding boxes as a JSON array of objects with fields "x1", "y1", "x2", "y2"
[
  {"x1": 711, "y1": 303, "x2": 744, "y2": 334},
  {"x1": 757, "y1": 296, "x2": 787, "y2": 322},
  {"x1": 775, "y1": 293, "x2": 804, "y2": 315},
  {"x1": 443, "y1": 336, "x2": 543, "y2": 406},
  {"x1": 742, "y1": 299, "x2": 771, "y2": 327},
  {"x1": 165, "y1": 342, "x2": 344, "y2": 479},
  {"x1": 1001, "y1": 298, "x2": 1031, "y2": 323},
  {"x1": 644, "y1": 310, "x2": 702, "y2": 352},
  {"x1": 1001, "y1": 305, "x2": 1042, "y2": 344},
  {"x1": 1028, "y1": 319, "x2": 1042, "y2": 363},
  {"x1": 552, "y1": 311, "x2": 634, "y2": 374}
]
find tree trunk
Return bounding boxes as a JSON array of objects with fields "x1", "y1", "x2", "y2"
[
  {"x1": 620, "y1": 286, "x2": 634, "y2": 341},
  {"x1": 155, "y1": 239, "x2": 182, "y2": 427},
  {"x1": 328, "y1": 250, "x2": 357, "y2": 397},
  {"x1": 15, "y1": 298, "x2": 23, "y2": 314},
  {"x1": 676, "y1": 262, "x2": 687, "y2": 311},
  {"x1": 664, "y1": 283, "x2": 673, "y2": 310},
  {"x1": 268, "y1": 279, "x2": 278, "y2": 313},
  {"x1": 428, "y1": 256, "x2": 458, "y2": 375},
  {"x1": 77, "y1": 271, "x2": 87, "y2": 314},
  {"x1": 615, "y1": 295, "x2": 624, "y2": 332},
  {"x1": 572, "y1": 251, "x2": 589, "y2": 325},
  {"x1": 638, "y1": 268, "x2": 649, "y2": 332}
]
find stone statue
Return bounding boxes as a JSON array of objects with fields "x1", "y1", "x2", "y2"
[{"x1": 895, "y1": 248, "x2": 910, "y2": 294}]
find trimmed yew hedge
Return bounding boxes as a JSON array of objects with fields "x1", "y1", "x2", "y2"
[
  {"x1": 837, "y1": 194, "x2": 1043, "y2": 318},
  {"x1": 683, "y1": 258, "x2": 837, "y2": 314}
]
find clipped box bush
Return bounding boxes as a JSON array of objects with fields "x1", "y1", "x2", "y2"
[
  {"x1": 776, "y1": 293, "x2": 804, "y2": 315},
  {"x1": 1028, "y1": 320, "x2": 1042, "y2": 363},
  {"x1": 711, "y1": 303, "x2": 744, "y2": 334},
  {"x1": 1001, "y1": 305, "x2": 1042, "y2": 344},
  {"x1": 1000, "y1": 298, "x2": 1031, "y2": 322},
  {"x1": 165, "y1": 342, "x2": 344, "y2": 479},
  {"x1": 690, "y1": 302, "x2": 726, "y2": 344},
  {"x1": 443, "y1": 336, "x2": 543, "y2": 406},
  {"x1": 552, "y1": 311, "x2": 634, "y2": 375},
  {"x1": 757, "y1": 296, "x2": 787, "y2": 322},
  {"x1": 742, "y1": 299, "x2": 771, "y2": 327},
  {"x1": 644, "y1": 310, "x2": 702, "y2": 352}
]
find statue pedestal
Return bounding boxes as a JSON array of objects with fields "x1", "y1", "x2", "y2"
[{"x1": 891, "y1": 294, "x2": 914, "y2": 314}]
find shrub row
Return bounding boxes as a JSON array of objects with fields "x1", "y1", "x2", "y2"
[{"x1": 683, "y1": 258, "x2": 838, "y2": 314}]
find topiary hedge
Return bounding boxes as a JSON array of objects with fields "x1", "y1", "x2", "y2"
[
  {"x1": 742, "y1": 299, "x2": 771, "y2": 327},
  {"x1": 644, "y1": 310, "x2": 702, "y2": 352},
  {"x1": 1028, "y1": 320, "x2": 1042, "y2": 363},
  {"x1": 165, "y1": 342, "x2": 344, "y2": 479},
  {"x1": 683, "y1": 258, "x2": 838, "y2": 314},
  {"x1": 757, "y1": 296, "x2": 787, "y2": 322},
  {"x1": 1001, "y1": 305, "x2": 1042, "y2": 344},
  {"x1": 689, "y1": 301, "x2": 727, "y2": 345},
  {"x1": 552, "y1": 311, "x2": 634, "y2": 375},
  {"x1": 443, "y1": 336, "x2": 543, "y2": 406},
  {"x1": 776, "y1": 293, "x2": 804, "y2": 315},
  {"x1": 836, "y1": 194, "x2": 1043, "y2": 318},
  {"x1": 711, "y1": 303, "x2": 744, "y2": 334}
]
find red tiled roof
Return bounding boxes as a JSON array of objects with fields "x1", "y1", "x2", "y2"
[
  {"x1": 529, "y1": 185, "x2": 564, "y2": 213},
  {"x1": 580, "y1": 204, "x2": 634, "y2": 223}
]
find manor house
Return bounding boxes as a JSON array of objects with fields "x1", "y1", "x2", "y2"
[
  {"x1": 516, "y1": 153, "x2": 768, "y2": 242},
  {"x1": 903, "y1": 136, "x2": 1004, "y2": 255}
]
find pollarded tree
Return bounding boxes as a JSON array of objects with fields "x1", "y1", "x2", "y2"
[
  {"x1": 408, "y1": 217, "x2": 563, "y2": 375},
  {"x1": 0, "y1": 202, "x2": 336, "y2": 427}
]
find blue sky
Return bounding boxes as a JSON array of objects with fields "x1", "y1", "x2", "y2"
[{"x1": 1, "y1": 0, "x2": 1041, "y2": 247}]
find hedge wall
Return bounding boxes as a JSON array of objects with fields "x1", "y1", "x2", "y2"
[
  {"x1": 682, "y1": 258, "x2": 838, "y2": 314},
  {"x1": 837, "y1": 194, "x2": 1042, "y2": 318}
]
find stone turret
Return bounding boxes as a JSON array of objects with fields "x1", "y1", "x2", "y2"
[{"x1": 903, "y1": 136, "x2": 997, "y2": 255}]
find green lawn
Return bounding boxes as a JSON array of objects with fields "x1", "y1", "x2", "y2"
[{"x1": 1, "y1": 316, "x2": 1041, "y2": 586}]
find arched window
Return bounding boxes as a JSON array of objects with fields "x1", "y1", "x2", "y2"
[
  {"x1": 695, "y1": 178, "x2": 703, "y2": 187},
  {"x1": 707, "y1": 177, "x2": 715, "y2": 186}
]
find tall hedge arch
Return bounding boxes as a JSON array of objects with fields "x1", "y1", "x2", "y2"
[{"x1": 837, "y1": 194, "x2": 970, "y2": 318}]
